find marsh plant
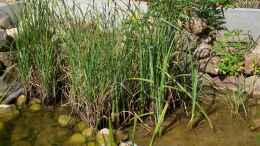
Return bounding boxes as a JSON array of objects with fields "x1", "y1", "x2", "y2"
[
  {"x1": 15, "y1": 0, "x2": 226, "y2": 139},
  {"x1": 16, "y1": 0, "x2": 59, "y2": 102}
]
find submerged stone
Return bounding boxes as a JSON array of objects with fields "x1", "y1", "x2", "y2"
[
  {"x1": 29, "y1": 103, "x2": 41, "y2": 112},
  {"x1": 87, "y1": 141, "x2": 96, "y2": 146},
  {"x1": 0, "y1": 104, "x2": 19, "y2": 122},
  {"x1": 65, "y1": 133, "x2": 86, "y2": 145},
  {"x1": 96, "y1": 128, "x2": 110, "y2": 145},
  {"x1": 30, "y1": 98, "x2": 41, "y2": 105},
  {"x1": 75, "y1": 121, "x2": 88, "y2": 132},
  {"x1": 82, "y1": 127, "x2": 95, "y2": 138},
  {"x1": 58, "y1": 115, "x2": 74, "y2": 127}
]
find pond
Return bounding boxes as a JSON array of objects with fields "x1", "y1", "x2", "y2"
[
  {"x1": 1, "y1": 101, "x2": 260, "y2": 146},
  {"x1": 134, "y1": 103, "x2": 260, "y2": 146},
  {"x1": 0, "y1": 107, "x2": 73, "y2": 146}
]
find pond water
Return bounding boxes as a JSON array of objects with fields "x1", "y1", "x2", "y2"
[
  {"x1": 1, "y1": 103, "x2": 260, "y2": 146},
  {"x1": 0, "y1": 107, "x2": 73, "y2": 146},
  {"x1": 134, "y1": 103, "x2": 260, "y2": 146}
]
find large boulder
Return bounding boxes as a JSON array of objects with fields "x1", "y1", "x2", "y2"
[
  {"x1": 194, "y1": 42, "x2": 212, "y2": 59},
  {"x1": 183, "y1": 17, "x2": 208, "y2": 35},
  {"x1": 199, "y1": 57, "x2": 220, "y2": 75},
  {"x1": 0, "y1": 65, "x2": 23, "y2": 104}
]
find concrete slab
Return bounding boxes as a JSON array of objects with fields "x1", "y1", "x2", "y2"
[
  {"x1": 57, "y1": 0, "x2": 148, "y2": 26},
  {"x1": 224, "y1": 8, "x2": 260, "y2": 40}
]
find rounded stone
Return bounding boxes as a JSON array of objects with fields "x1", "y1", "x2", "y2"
[
  {"x1": 66, "y1": 133, "x2": 86, "y2": 145},
  {"x1": 30, "y1": 98, "x2": 41, "y2": 105},
  {"x1": 58, "y1": 115, "x2": 73, "y2": 127},
  {"x1": 16, "y1": 95, "x2": 27, "y2": 107},
  {"x1": 96, "y1": 128, "x2": 110, "y2": 145},
  {"x1": 115, "y1": 130, "x2": 129, "y2": 143},
  {"x1": 82, "y1": 127, "x2": 95, "y2": 138},
  {"x1": 29, "y1": 103, "x2": 41, "y2": 112},
  {"x1": 119, "y1": 141, "x2": 138, "y2": 146},
  {"x1": 75, "y1": 121, "x2": 88, "y2": 132},
  {"x1": 87, "y1": 141, "x2": 96, "y2": 146}
]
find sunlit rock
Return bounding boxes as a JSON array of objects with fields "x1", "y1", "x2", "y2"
[
  {"x1": 6, "y1": 27, "x2": 17, "y2": 39},
  {"x1": 16, "y1": 94, "x2": 27, "y2": 107}
]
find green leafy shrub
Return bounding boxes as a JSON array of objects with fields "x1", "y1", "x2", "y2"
[{"x1": 213, "y1": 31, "x2": 254, "y2": 76}]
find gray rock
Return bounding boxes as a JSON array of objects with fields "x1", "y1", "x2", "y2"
[
  {"x1": 0, "y1": 65, "x2": 23, "y2": 104},
  {"x1": 0, "y1": 12, "x2": 13, "y2": 29},
  {"x1": 0, "y1": 51, "x2": 15, "y2": 67},
  {"x1": 199, "y1": 57, "x2": 219, "y2": 75},
  {"x1": 194, "y1": 42, "x2": 212, "y2": 59}
]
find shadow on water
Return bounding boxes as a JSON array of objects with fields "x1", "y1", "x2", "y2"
[{"x1": 0, "y1": 122, "x2": 13, "y2": 146}]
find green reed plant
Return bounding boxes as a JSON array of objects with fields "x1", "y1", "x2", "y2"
[
  {"x1": 14, "y1": 0, "x2": 223, "y2": 132},
  {"x1": 59, "y1": 5, "x2": 136, "y2": 125},
  {"x1": 16, "y1": 0, "x2": 58, "y2": 101}
]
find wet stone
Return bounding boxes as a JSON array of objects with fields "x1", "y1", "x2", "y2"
[
  {"x1": 64, "y1": 133, "x2": 86, "y2": 145},
  {"x1": 58, "y1": 114, "x2": 74, "y2": 127},
  {"x1": 29, "y1": 103, "x2": 41, "y2": 112},
  {"x1": 96, "y1": 128, "x2": 110, "y2": 145},
  {"x1": 82, "y1": 127, "x2": 95, "y2": 138},
  {"x1": 75, "y1": 121, "x2": 88, "y2": 132}
]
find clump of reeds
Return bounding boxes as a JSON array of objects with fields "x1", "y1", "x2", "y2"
[{"x1": 15, "y1": 0, "x2": 224, "y2": 135}]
